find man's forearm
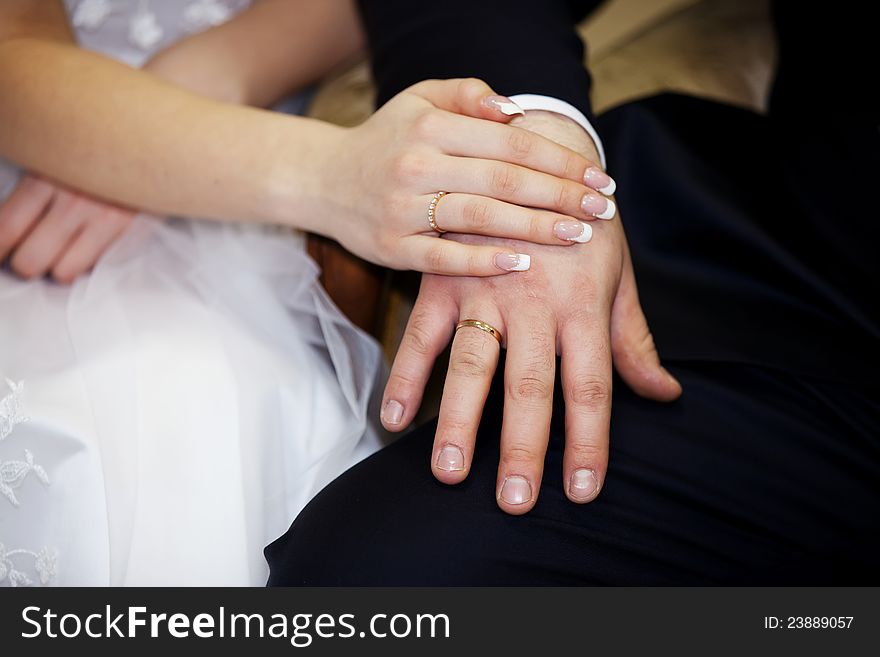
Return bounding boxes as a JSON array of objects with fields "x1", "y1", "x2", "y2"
[{"x1": 358, "y1": 0, "x2": 600, "y2": 120}]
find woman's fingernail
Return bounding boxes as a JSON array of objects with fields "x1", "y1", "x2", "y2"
[
  {"x1": 494, "y1": 252, "x2": 531, "y2": 271},
  {"x1": 554, "y1": 219, "x2": 592, "y2": 243},
  {"x1": 483, "y1": 95, "x2": 525, "y2": 116},
  {"x1": 382, "y1": 399, "x2": 404, "y2": 425},
  {"x1": 569, "y1": 468, "x2": 599, "y2": 501},
  {"x1": 584, "y1": 167, "x2": 616, "y2": 196},
  {"x1": 499, "y1": 475, "x2": 532, "y2": 505},
  {"x1": 581, "y1": 194, "x2": 616, "y2": 220},
  {"x1": 436, "y1": 445, "x2": 465, "y2": 472}
]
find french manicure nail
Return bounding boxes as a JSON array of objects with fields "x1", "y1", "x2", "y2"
[
  {"x1": 382, "y1": 399, "x2": 404, "y2": 425},
  {"x1": 499, "y1": 475, "x2": 532, "y2": 505},
  {"x1": 554, "y1": 219, "x2": 592, "y2": 243},
  {"x1": 494, "y1": 252, "x2": 531, "y2": 271},
  {"x1": 569, "y1": 468, "x2": 599, "y2": 501},
  {"x1": 436, "y1": 445, "x2": 465, "y2": 472},
  {"x1": 483, "y1": 95, "x2": 525, "y2": 116},
  {"x1": 581, "y1": 194, "x2": 616, "y2": 220},
  {"x1": 584, "y1": 167, "x2": 617, "y2": 196}
]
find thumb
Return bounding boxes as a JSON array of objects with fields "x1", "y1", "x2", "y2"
[
  {"x1": 610, "y1": 257, "x2": 682, "y2": 402},
  {"x1": 406, "y1": 78, "x2": 524, "y2": 123}
]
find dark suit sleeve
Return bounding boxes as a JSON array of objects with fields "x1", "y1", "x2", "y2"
[{"x1": 356, "y1": 0, "x2": 600, "y2": 121}]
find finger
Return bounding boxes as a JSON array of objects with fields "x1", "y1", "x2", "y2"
[
  {"x1": 51, "y1": 207, "x2": 133, "y2": 283},
  {"x1": 610, "y1": 254, "x2": 682, "y2": 402},
  {"x1": 496, "y1": 314, "x2": 557, "y2": 515},
  {"x1": 432, "y1": 309, "x2": 504, "y2": 485},
  {"x1": 402, "y1": 235, "x2": 532, "y2": 276},
  {"x1": 434, "y1": 112, "x2": 616, "y2": 194},
  {"x1": 437, "y1": 156, "x2": 617, "y2": 222},
  {"x1": 0, "y1": 176, "x2": 54, "y2": 262},
  {"x1": 381, "y1": 280, "x2": 457, "y2": 431},
  {"x1": 559, "y1": 314, "x2": 614, "y2": 504},
  {"x1": 427, "y1": 192, "x2": 592, "y2": 245},
  {"x1": 10, "y1": 189, "x2": 88, "y2": 279},
  {"x1": 406, "y1": 77, "x2": 525, "y2": 123}
]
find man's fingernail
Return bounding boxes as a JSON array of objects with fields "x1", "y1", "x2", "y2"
[
  {"x1": 499, "y1": 475, "x2": 532, "y2": 505},
  {"x1": 584, "y1": 167, "x2": 616, "y2": 196},
  {"x1": 436, "y1": 445, "x2": 465, "y2": 472},
  {"x1": 569, "y1": 468, "x2": 599, "y2": 501},
  {"x1": 483, "y1": 95, "x2": 525, "y2": 116},
  {"x1": 554, "y1": 219, "x2": 592, "y2": 243},
  {"x1": 494, "y1": 252, "x2": 531, "y2": 271},
  {"x1": 382, "y1": 399, "x2": 404, "y2": 425},
  {"x1": 581, "y1": 194, "x2": 616, "y2": 220}
]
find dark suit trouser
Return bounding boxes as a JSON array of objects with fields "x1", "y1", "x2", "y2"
[{"x1": 266, "y1": 94, "x2": 880, "y2": 585}]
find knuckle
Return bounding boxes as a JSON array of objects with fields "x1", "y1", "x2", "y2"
[
  {"x1": 503, "y1": 443, "x2": 540, "y2": 465},
  {"x1": 458, "y1": 77, "x2": 485, "y2": 101},
  {"x1": 488, "y1": 165, "x2": 521, "y2": 196},
  {"x1": 387, "y1": 371, "x2": 418, "y2": 394},
  {"x1": 449, "y1": 346, "x2": 491, "y2": 379},
  {"x1": 562, "y1": 150, "x2": 583, "y2": 180},
  {"x1": 461, "y1": 198, "x2": 496, "y2": 232},
  {"x1": 566, "y1": 441, "x2": 605, "y2": 463},
  {"x1": 404, "y1": 312, "x2": 437, "y2": 356},
  {"x1": 553, "y1": 181, "x2": 573, "y2": 211},
  {"x1": 423, "y1": 243, "x2": 447, "y2": 272},
  {"x1": 506, "y1": 129, "x2": 533, "y2": 160},
  {"x1": 390, "y1": 151, "x2": 428, "y2": 184},
  {"x1": 508, "y1": 374, "x2": 553, "y2": 403},
  {"x1": 465, "y1": 249, "x2": 484, "y2": 275},
  {"x1": 568, "y1": 375, "x2": 611, "y2": 409},
  {"x1": 411, "y1": 108, "x2": 445, "y2": 141},
  {"x1": 525, "y1": 213, "x2": 546, "y2": 243}
]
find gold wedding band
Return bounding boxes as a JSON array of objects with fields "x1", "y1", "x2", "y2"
[
  {"x1": 427, "y1": 191, "x2": 448, "y2": 234},
  {"x1": 455, "y1": 319, "x2": 503, "y2": 345}
]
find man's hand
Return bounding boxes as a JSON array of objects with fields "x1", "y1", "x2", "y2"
[
  {"x1": 0, "y1": 174, "x2": 134, "y2": 283},
  {"x1": 380, "y1": 111, "x2": 682, "y2": 515}
]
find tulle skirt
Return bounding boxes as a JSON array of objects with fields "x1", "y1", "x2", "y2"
[{"x1": 0, "y1": 205, "x2": 388, "y2": 586}]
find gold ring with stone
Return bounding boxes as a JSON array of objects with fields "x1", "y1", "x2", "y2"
[{"x1": 428, "y1": 191, "x2": 448, "y2": 234}]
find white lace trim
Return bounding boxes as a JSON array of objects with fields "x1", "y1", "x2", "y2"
[{"x1": 0, "y1": 378, "x2": 58, "y2": 587}]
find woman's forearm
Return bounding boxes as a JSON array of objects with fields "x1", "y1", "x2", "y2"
[
  {"x1": 144, "y1": 0, "x2": 365, "y2": 107},
  {"x1": 0, "y1": 38, "x2": 341, "y2": 232}
]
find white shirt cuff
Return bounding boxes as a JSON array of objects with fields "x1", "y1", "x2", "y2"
[{"x1": 508, "y1": 94, "x2": 606, "y2": 169}]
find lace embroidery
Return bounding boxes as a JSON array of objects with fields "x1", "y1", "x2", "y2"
[
  {"x1": 0, "y1": 378, "x2": 58, "y2": 586},
  {"x1": 70, "y1": 0, "x2": 117, "y2": 30},
  {"x1": 1, "y1": 450, "x2": 50, "y2": 508},
  {"x1": 70, "y1": 0, "x2": 240, "y2": 51},
  {"x1": 0, "y1": 379, "x2": 27, "y2": 443},
  {"x1": 183, "y1": 0, "x2": 234, "y2": 30},
  {"x1": 0, "y1": 544, "x2": 58, "y2": 587},
  {"x1": 129, "y1": 0, "x2": 164, "y2": 51}
]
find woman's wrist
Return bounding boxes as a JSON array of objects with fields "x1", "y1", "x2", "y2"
[{"x1": 256, "y1": 116, "x2": 347, "y2": 235}]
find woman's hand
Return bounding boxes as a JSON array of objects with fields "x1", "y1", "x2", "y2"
[
  {"x1": 316, "y1": 78, "x2": 618, "y2": 276},
  {"x1": 0, "y1": 174, "x2": 134, "y2": 283}
]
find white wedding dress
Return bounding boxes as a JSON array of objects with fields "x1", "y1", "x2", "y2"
[{"x1": 0, "y1": 0, "x2": 388, "y2": 586}]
